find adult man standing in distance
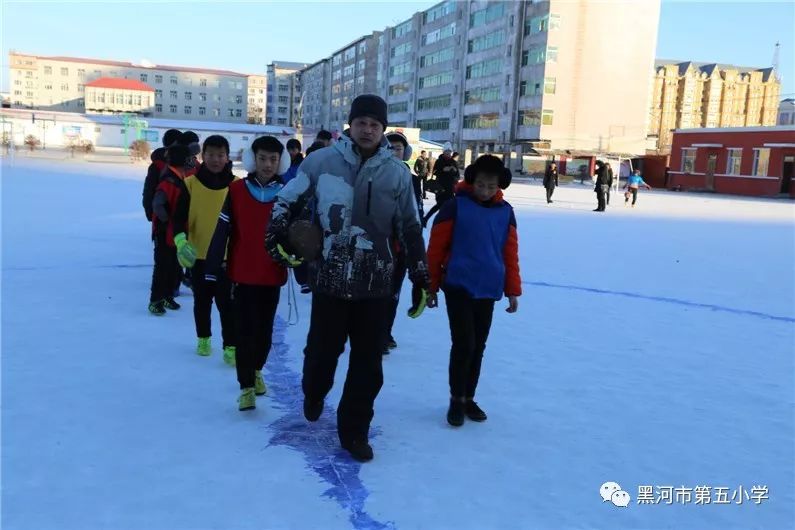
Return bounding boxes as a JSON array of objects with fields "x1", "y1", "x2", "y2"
[
  {"x1": 266, "y1": 95, "x2": 429, "y2": 462},
  {"x1": 414, "y1": 150, "x2": 430, "y2": 199},
  {"x1": 315, "y1": 129, "x2": 334, "y2": 147}
]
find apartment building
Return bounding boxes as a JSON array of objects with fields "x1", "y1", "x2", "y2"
[
  {"x1": 300, "y1": 59, "x2": 331, "y2": 132},
  {"x1": 371, "y1": 0, "x2": 659, "y2": 157},
  {"x1": 776, "y1": 98, "x2": 794, "y2": 126},
  {"x1": 649, "y1": 60, "x2": 781, "y2": 153},
  {"x1": 266, "y1": 61, "x2": 307, "y2": 127},
  {"x1": 8, "y1": 51, "x2": 250, "y2": 123},
  {"x1": 247, "y1": 74, "x2": 267, "y2": 124}
]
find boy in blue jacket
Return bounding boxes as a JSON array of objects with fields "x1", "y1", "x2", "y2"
[{"x1": 624, "y1": 169, "x2": 652, "y2": 207}]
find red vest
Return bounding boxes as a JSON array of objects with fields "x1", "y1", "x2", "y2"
[
  {"x1": 152, "y1": 177, "x2": 183, "y2": 247},
  {"x1": 227, "y1": 180, "x2": 287, "y2": 286}
]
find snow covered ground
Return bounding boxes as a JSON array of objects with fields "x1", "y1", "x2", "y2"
[{"x1": 2, "y1": 156, "x2": 793, "y2": 530}]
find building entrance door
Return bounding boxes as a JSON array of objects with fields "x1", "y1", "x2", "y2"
[
  {"x1": 781, "y1": 156, "x2": 794, "y2": 195},
  {"x1": 706, "y1": 153, "x2": 718, "y2": 190}
]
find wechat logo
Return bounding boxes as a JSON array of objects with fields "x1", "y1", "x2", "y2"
[{"x1": 601, "y1": 481, "x2": 631, "y2": 507}]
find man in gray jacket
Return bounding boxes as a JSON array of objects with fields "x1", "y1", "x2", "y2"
[{"x1": 266, "y1": 95, "x2": 429, "y2": 462}]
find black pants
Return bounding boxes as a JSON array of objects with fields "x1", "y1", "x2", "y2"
[
  {"x1": 444, "y1": 288, "x2": 495, "y2": 399},
  {"x1": 595, "y1": 185, "x2": 607, "y2": 211},
  {"x1": 234, "y1": 284, "x2": 280, "y2": 389},
  {"x1": 625, "y1": 188, "x2": 639, "y2": 205},
  {"x1": 423, "y1": 195, "x2": 452, "y2": 225},
  {"x1": 294, "y1": 263, "x2": 309, "y2": 287},
  {"x1": 606, "y1": 187, "x2": 611, "y2": 205},
  {"x1": 545, "y1": 186, "x2": 555, "y2": 202},
  {"x1": 302, "y1": 293, "x2": 391, "y2": 444},
  {"x1": 385, "y1": 251, "x2": 407, "y2": 346},
  {"x1": 150, "y1": 231, "x2": 177, "y2": 303},
  {"x1": 420, "y1": 175, "x2": 428, "y2": 198},
  {"x1": 191, "y1": 259, "x2": 235, "y2": 347}
]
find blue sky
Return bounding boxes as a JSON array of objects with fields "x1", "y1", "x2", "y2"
[{"x1": 0, "y1": 1, "x2": 792, "y2": 96}]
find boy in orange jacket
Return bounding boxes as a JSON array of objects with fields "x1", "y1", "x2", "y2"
[{"x1": 426, "y1": 155, "x2": 522, "y2": 427}]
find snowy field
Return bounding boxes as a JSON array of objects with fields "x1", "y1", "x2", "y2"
[{"x1": 2, "y1": 156, "x2": 794, "y2": 530}]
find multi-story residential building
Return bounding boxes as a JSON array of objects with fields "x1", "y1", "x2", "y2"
[
  {"x1": 371, "y1": 0, "x2": 659, "y2": 158},
  {"x1": 777, "y1": 98, "x2": 795, "y2": 126},
  {"x1": 649, "y1": 60, "x2": 781, "y2": 153},
  {"x1": 8, "y1": 51, "x2": 251, "y2": 123},
  {"x1": 247, "y1": 74, "x2": 267, "y2": 124},
  {"x1": 300, "y1": 59, "x2": 331, "y2": 132},
  {"x1": 327, "y1": 35, "x2": 381, "y2": 133},
  {"x1": 266, "y1": 61, "x2": 307, "y2": 127}
]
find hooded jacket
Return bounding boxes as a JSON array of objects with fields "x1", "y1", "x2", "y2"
[
  {"x1": 269, "y1": 133, "x2": 428, "y2": 300},
  {"x1": 142, "y1": 147, "x2": 168, "y2": 221}
]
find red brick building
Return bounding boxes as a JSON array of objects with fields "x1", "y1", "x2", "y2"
[{"x1": 668, "y1": 126, "x2": 795, "y2": 197}]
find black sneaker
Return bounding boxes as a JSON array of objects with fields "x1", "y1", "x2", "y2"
[
  {"x1": 447, "y1": 399, "x2": 465, "y2": 427},
  {"x1": 148, "y1": 300, "x2": 166, "y2": 316},
  {"x1": 465, "y1": 400, "x2": 487, "y2": 422},
  {"x1": 387, "y1": 338, "x2": 397, "y2": 350},
  {"x1": 341, "y1": 439, "x2": 374, "y2": 462},
  {"x1": 164, "y1": 297, "x2": 181, "y2": 310},
  {"x1": 303, "y1": 398, "x2": 323, "y2": 422}
]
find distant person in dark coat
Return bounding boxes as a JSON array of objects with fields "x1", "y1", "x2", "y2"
[
  {"x1": 543, "y1": 162, "x2": 559, "y2": 204},
  {"x1": 422, "y1": 143, "x2": 459, "y2": 227},
  {"x1": 593, "y1": 160, "x2": 610, "y2": 212}
]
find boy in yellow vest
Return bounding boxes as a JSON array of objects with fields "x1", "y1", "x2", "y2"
[{"x1": 184, "y1": 135, "x2": 237, "y2": 363}]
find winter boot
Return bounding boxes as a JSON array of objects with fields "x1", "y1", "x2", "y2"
[
  {"x1": 164, "y1": 297, "x2": 181, "y2": 310},
  {"x1": 387, "y1": 337, "x2": 398, "y2": 350},
  {"x1": 341, "y1": 439, "x2": 374, "y2": 462},
  {"x1": 148, "y1": 300, "x2": 166, "y2": 316},
  {"x1": 465, "y1": 400, "x2": 488, "y2": 422},
  {"x1": 447, "y1": 398, "x2": 465, "y2": 427},
  {"x1": 196, "y1": 337, "x2": 211, "y2": 356},
  {"x1": 223, "y1": 346, "x2": 236, "y2": 366},
  {"x1": 254, "y1": 370, "x2": 267, "y2": 396},
  {"x1": 303, "y1": 397, "x2": 324, "y2": 422},
  {"x1": 238, "y1": 388, "x2": 256, "y2": 411}
]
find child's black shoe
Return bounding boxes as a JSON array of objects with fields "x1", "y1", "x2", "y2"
[{"x1": 465, "y1": 400, "x2": 487, "y2": 422}]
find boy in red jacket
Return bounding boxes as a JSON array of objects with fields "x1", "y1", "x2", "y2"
[
  {"x1": 149, "y1": 143, "x2": 196, "y2": 315},
  {"x1": 426, "y1": 155, "x2": 522, "y2": 427},
  {"x1": 205, "y1": 136, "x2": 290, "y2": 411}
]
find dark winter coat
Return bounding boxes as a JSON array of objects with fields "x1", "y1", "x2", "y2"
[
  {"x1": 432, "y1": 154, "x2": 460, "y2": 201},
  {"x1": 595, "y1": 164, "x2": 611, "y2": 187},
  {"x1": 142, "y1": 147, "x2": 168, "y2": 221},
  {"x1": 543, "y1": 166, "x2": 559, "y2": 188},
  {"x1": 151, "y1": 166, "x2": 190, "y2": 247},
  {"x1": 413, "y1": 156, "x2": 429, "y2": 178}
]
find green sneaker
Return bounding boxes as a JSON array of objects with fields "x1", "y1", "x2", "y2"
[
  {"x1": 238, "y1": 388, "x2": 256, "y2": 411},
  {"x1": 223, "y1": 346, "x2": 236, "y2": 366},
  {"x1": 148, "y1": 300, "x2": 166, "y2": 316},
  {"x1": 254, "y1": 370, "x2": 267, "y2": 396},
  {"x1": 196, "y1": 337, "x2": 211, "y2": 356}
]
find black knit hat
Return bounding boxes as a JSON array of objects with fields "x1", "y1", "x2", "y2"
[
  {"x1": 167, "y1": 143, "x2": 190, "y2": 167},
  {"x1": 348, "y1": 95, "x2": 388, "y2": 128},
  {"x1": 163, "y1": 129, "x2": 182, "y2": 147}
]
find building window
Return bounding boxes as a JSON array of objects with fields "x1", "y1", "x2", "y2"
[
  {"x1": 135, "y1": 95, "x2": 142, "y2": 105},
  {"x1": 199, "y1": 106, "x2": 206, "y2": 115},
  {"x1": 213, "y1": 94, "x2": 221, "y2": 102},
  {"x1": 168, "y1": 90, "x2": 176, "y2": 99},
  {"x1": 199, "y1": 92, "x2": 207, "y2": 101},
  {"x1": 44, "y1": 66, "x2": 52, "y2": 75},
  {"x1": 61, "y1": 84, "x2": 68, "y2": 91},
  {"x1": 391, "y1": 42, "x2": 413, "y2": 58},
  {"x1": 199, "y1": 78, "x2": 207, "y2": 87},
  {"x1": 390, "y1": 61, "x2": 413, "y2": 77},
  {"x1": 277, "y1": 118, "x2": 287, "y2": 125},
  {"x1": 44, "y1": 84, "x2": 53, "y2": 90},
  {"x1": 464, "y1": 86, "x2": 500, "y2": 105},
  {"x1": 420, "y1": 47, "x2": 455, "y2": 68},
  {"x1": 416, "y1": 118, "x2": 450, "y2": 130},
  {"x1": 357, "y1": 59, "x2": 366, "y2": 72},
  {"x1": 212, "y1": 108, "x2": 220, "y2": 117},
  {"x1": 388, "y1": 101, "x2": 409, "y2": 113},
  {"x1": 343, "y1": 47, "x2": 356, "y2": 61},
  {"x1": 78, "y1": 84, "x2": 84, "y2": 93},
  {"x1": 519, "y1": 81, "x2": 527, "y2": 96},
  {"x1": 180, "y1": 105, "x2": 189, "y2": 114},
  {"x1": 542, "y1": 109, "x2": 554, "y2": 125},
  {"x1": 279, "y1": 84, "x2": 289, "y2": 92},
  {"x1": 544, "y1": 77, "x2": 556, "y2": 94},
  {"x1": 155, "y1": 89, "x2": 162, "y2": 98},
  {"x1": 278, "y1": 106, "x2": 288, "y2": 113},
  {"x1": 417, "y1": 94, "x2": 452, "y2": 111},
  {"x1": 422, "y1": 22, "x2": 456, "y2": 45},
  {"x1": 140, "y1": 74, "x2": 148, "y2": 82},
  {"x1": 279, "y1": 96, "x2": 289, "y2": 103},
  {"x1": 726, "y1": 148, "x2": 742, "y2": 175},
  {"x1": 681, "y1": 148, "x2": 696, "y2": 173},
  {"x1": 61, "y1": 67, "x2": 69, "y2": 75},
  {"x1": 170, "y1": 76, "x2": 178, "y2": 85},
  {"x1": 169, "y1": 104, "x2": 177, "y2": 113},
  {"x1": 466, "y1": 58, "x2": 502, "y2": 80},
  {"x1": 235, "y1": 109, "x2": 242, "y2": 118},
  {"x1": 423, "y1": 0, "x2": 455, "y2": 24},
  {"x1": 550, "y1": 14, "x2": 561, "y2": 30},
  {"x1": 155, "y1": 75, "x2": 163, "y2": 84},
  {"x1": 470, "y1": 3, "x2": 504, "y2": 28},
  {"x1": 518, "y1": 109, "x2": 541, "y2": 126},
  {"x1": 389, "y1": 83, "x2": 409, "y2": 96},
  {"x1": 467, "y1": 30, "x2": 505, "y2": 53},
  {"x1": 183, "y1": 91, "x2": 191, "y2": 100},
  {"x1": 463, "y1": 113, "x2": 499, "y2": 129},
  {"x1": 547, "y1": 46, "x2": 559, "y2": 63},
  {"x1": 752, "y1": 148, "x2": 770, "y2": 176},
  {"x1": 235, "y1": 95, "x2": 243, "y2": 104},
  {"x1": 393, "y1": 20, "x2": 413, "y2": 38}
]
